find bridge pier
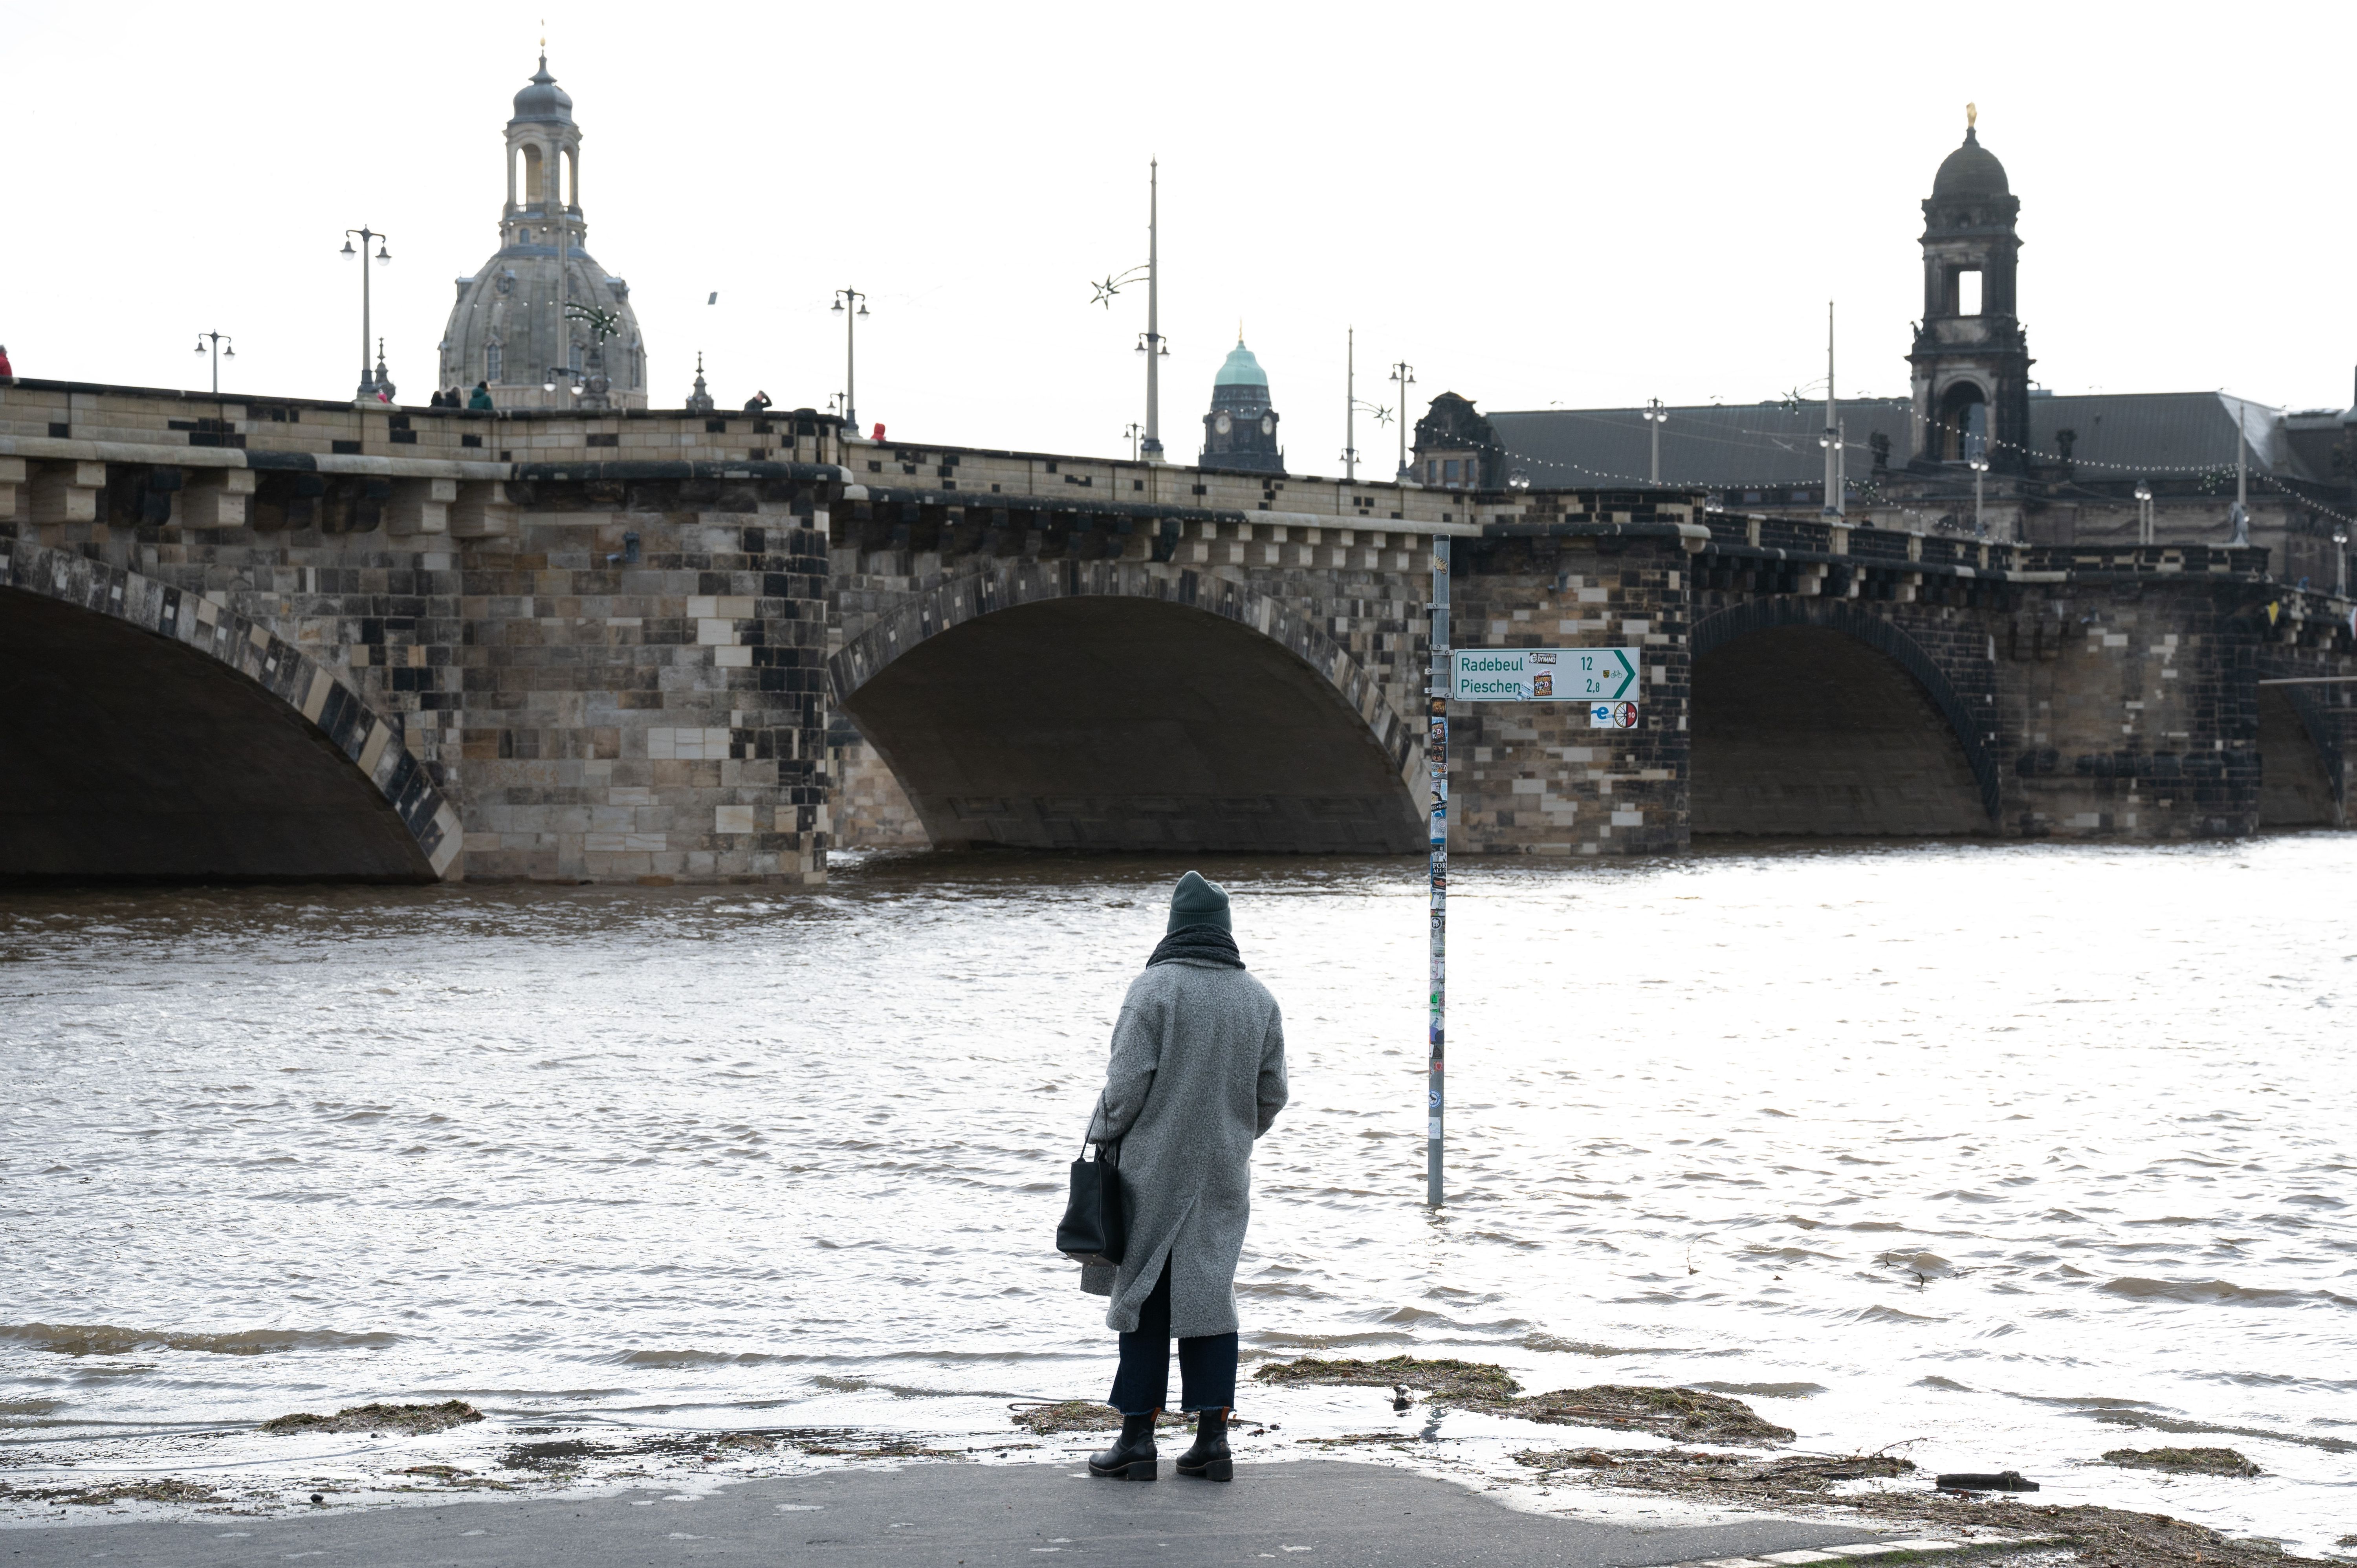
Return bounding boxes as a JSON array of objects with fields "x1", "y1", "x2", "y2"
[{"x1": 1447, "y1": 506, "x2": 1697, "y2": 855}]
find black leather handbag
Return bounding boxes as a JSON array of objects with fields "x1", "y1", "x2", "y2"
[{"x1": 1058, "y1": 1111, "x2": 1127, "y2": 1268}]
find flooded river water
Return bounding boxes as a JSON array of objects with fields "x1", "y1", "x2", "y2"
[{"x1": 3, "y1": 839, "x2": 2352, "y2": 1552}]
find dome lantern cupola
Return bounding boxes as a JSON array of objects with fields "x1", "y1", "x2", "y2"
[
  {"x1": 437, "y1": 55, "x2": 645, "y2": 409},
  {"x1": 511, "y1": 55, "x2": 574, "y2": 125}
]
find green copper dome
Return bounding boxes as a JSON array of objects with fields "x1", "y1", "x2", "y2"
[{"x1": 1214, "y1": 340, "x2": 1268, "y2": 388}]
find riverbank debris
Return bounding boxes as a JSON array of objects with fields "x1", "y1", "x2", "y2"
[
  {"x1": 1254, "y1": 1359, "x2": 1794, "y2": 1444},
  {"x1": 1515, "y1": 1450, "x2": 2328, "y2": 1565},
  {"x1": 1253, "y1": 1356, "x2": 1523, "y2": 1403},
  {"x1": 1514, "y1": 1446, "x2": 1911, "y2": 1497},
  {"x1": 2102, "y1": 1446, "x2": 2262, "y2": 1477},
  {"x1": 1517, "y1": 1386, "x2": 1796, "y2": 1444},
  {"x1": 0, "y1": 1478, "x2": 229, "y2": 1508},
  {"x1": 259, "y1": 1400, "x2": 483, "y2": 1436},
  {"x1": 1936, "y1": 1469, "x2": 2040, "y2": 1493},
  {"x1": 1007, "y1": 1402, "x2": 1192, "y2": 1435}
]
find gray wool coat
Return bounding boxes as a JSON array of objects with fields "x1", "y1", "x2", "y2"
[{"x1": 1080, "y1": 958, "x2": 1288, "y2": 1339}]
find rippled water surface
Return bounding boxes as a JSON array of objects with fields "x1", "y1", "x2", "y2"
[{"x1": 4, "y1": 840, "x2": 2353, "y2": 1550}]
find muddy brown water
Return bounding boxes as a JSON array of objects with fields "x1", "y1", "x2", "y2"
[{"x1": 2, "y1": 839, "x2": 2351, "y2": 1552}]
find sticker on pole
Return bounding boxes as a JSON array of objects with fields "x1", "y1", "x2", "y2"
[
  {"x1": 1589, "y1": 701, "x2": 1639, "y2": 729},
  {"x1": 1450, "y1": 648, "x2": 1638, "y2": 702}
]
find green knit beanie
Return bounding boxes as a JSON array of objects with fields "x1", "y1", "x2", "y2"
[{"x1": 1167, "y1": 870, "x2": 1232, "y2": 934}]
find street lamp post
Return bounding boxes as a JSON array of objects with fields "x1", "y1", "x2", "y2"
[
  {"x1": 1124, "y1": 422, "x2": 1144, "y2": 462},
  {"x1": 2135, "y1": 480, "x2": 2154, "y2": 546},
  {"x1": 832, "y1": 288, "x2": 869, "y2": 432},
  {"x1": 1819, "y1": 301, "x2": 1843, "y2": 520},
  {"x1": 1643, "y1": 397, "x2": 1669, "y2": 485},
  {"x1": 1345, "y1": 328, "x2": 1359, "y2": 481},
  {"x1": 2228, "y1": 394, "x2": 2253, "y2": 547},
  {"x1": 2335, "y1": 526, "x2": 2350, "y2": 597},
  {"x1": 1342, "y1": 327, "x2": 1390, "y2": 482},
  {"x1": 340, "y1": 227, "x2": 391, "y2": 402},
  {"x1": 1140, "y1": 159, "x2": 1163, "y2": 462},
  {"x1": 192, "y1": 332, "x2": 235, "y2": 396},
  {"x1": 1390, "y1": 362, "x2": 1417, "y2": 480},
  {"x1": 1968, "y1": 454, "x2": 1990, "y2": 538}
]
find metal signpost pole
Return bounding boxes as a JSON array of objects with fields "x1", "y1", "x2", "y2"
[
  {"x1": 1432, "y1": 640, "x2": 1643, "y2": 1211},
  {"x1": 1426, "y1": 537, "x2": 1450, "y2": 1207}
]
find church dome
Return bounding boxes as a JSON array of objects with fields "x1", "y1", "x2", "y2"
[
  {"x1": 441, "y1": 56, "x2": 643, "y2": 410},
  {"x1": 1932, "y1": 126, "x2": 2009, "y2": 198},
  {"x1": 1215, "y1": 340, "x2": 1268, "y2": 388},
  {"x1": 511, "y1": 57, "x2": 574, "y2": 125}
]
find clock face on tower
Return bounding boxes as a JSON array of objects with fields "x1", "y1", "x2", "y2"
[
  {"x1": 1261, "y1": 415, "x2": 1274, "y2": 436},
  {"x1": 1214, "y1": 413, "x2": 1232, "y2": 435}
]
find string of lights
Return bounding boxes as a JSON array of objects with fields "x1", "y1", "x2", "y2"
[{"x1": 1475, "y1": 397, "x2": 2357, "y2": 529}]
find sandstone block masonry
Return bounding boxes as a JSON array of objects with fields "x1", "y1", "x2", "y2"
[
  {"x1": 1, "y1": 381, "x2": 838, "y2": 883},
  {"x1": 1447, "y1": 501, "x2": 1698, "y2": 857}
]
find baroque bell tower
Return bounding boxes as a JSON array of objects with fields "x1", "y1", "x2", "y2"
[{"x1": 1908, "y1": 106, "x2": 2033, "y2": 473}]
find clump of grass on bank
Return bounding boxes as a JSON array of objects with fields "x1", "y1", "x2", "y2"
[{"x1": 260, "y1": 1400, "x2": 483, "y2": 1436}]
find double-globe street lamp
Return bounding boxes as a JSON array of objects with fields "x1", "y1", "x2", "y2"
[
  {"x1": 833, "y1": 288, "x2": 869, "y2": 432},
  {"x1": 1967, "y1": 454, "x2": 1990, "y2": 539},
  {"x1": 340, "y1": 227, "x2": 391, "y2": 402},
  {"x1": 192, "y1": 332, "x2": 234, "y2": 396}
]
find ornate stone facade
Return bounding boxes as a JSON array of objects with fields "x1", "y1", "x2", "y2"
[{"x1": 436, "y1": 57, "x2": 646, "y2": 411}]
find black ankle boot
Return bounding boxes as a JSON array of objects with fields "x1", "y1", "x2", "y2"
[
  {"x1": 1176, "y1": 1407, "x2": 1232, "y2": 1481},
  {"x1": 1087, "y1": 1411, "x2": 1158, "y2": 1480}
]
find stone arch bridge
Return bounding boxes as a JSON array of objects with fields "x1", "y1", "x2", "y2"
[{"x1": 2, "y1": 379, "x2": 2349, "y2": 881}]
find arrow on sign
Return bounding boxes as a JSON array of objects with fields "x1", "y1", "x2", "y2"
[{"x1": 1610, "y1": 650, "x2": 1637, "y2": 699}]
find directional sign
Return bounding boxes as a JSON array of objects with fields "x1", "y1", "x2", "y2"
[{"x1": 1450, "y1": 647, "x2": 1639, "y2": 703}]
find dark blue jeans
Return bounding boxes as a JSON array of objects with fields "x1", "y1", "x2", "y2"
[{"x1": 1108, "y1": 1254, "x2": 1238, "y2": 1416}]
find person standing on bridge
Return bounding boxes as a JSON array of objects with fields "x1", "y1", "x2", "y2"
[{"x1": 1080, "y1": 871, "x2": 1288, "y2": 1484}]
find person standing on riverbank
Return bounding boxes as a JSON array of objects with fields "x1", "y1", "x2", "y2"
[{"x1": 1080, "y1": 871, "x2": 1288, "y2": 1484}]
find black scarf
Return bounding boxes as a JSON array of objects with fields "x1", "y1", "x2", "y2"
[{"x1": 1147, "y1": 925, "x2": 1244, "y2": 969}]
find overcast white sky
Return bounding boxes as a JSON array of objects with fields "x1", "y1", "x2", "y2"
[{"x1": 5, "y1": 2, "x2": 2352, "y2": 471}]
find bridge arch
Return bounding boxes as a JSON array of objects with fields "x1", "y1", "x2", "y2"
[
  {"x1": 1690, "y1": 597, "x2": 2001, "y2": 836},
  {"x1": 828, "y1": 561, "x2": 1421, "y2": 852},
  {"x1": 0, "y1": 535, "x2": 458, "y2": 881}
]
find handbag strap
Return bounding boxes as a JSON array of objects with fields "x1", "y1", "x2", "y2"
[{"x1": 1079, "y1": 1088, "x2": 1114, "y2": 1160}]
